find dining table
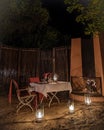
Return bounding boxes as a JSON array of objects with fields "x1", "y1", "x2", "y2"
[{"x1": 29, "y1": 81, "x2": 72, "y2": 107}]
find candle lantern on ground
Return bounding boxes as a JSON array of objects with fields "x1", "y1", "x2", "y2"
[
  {"x1": 84, "y1": 94, "x2": 91, "y2": 105},
  {"x1": 68, "y1": 99, "x2": 74, "y2": 113},
  {"x1": 35, "y1": 103, "x2": 44, "y2": 122}
]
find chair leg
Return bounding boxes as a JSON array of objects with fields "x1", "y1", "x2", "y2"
[
  {"x1": 16, "y1": 96, "x2": 35, "y2": 113},
  {"x1": 16, "y1": 103, "x2": 34, "y2": 113}
]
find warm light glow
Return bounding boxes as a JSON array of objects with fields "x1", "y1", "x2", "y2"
[
  {"x1": 69, "y1": 104, "x2": 74, "y2": 113},
  {"x1": 36, "y1": 109, "x2": 44, "y2": 121},
  {"x1": 53, "y1": 76, "x2": 57, "y2": 81},
  {"x1": 53, "y1": 73, "x2": 58, "y2": 82},
  {"x1": 84, "y1": 94, "x2": 91, "y2": 105},
  {"x1": 36, "y1": 111, "x2": 43, "y2": 118},
  {"x1": 35, "y1": 104, "x2": 44, "y2": 122},
  {"x1": 68, "y1": 100, "x2": 74, "y2": 113}
]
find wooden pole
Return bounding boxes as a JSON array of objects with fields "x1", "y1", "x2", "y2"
[
  {"x1": 53, "y1": 48, "x2": 55, "y2": 74},
  {"x1": 17, "y1": 49, "x2": 21, "y2": 82}
]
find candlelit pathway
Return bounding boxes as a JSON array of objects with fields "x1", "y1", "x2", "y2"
[{"x1": 0, "y1": 95, "x2": 104, "y2": 130}]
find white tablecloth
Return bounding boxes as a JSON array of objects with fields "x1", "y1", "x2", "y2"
[{"x1": 29, "y1": 81, "x2": 72, "y2": 97}]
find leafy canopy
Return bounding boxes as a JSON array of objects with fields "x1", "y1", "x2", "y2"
[
  {"x1": 64, "y1": 0, "x2": 104, "y2": 35},
  {"x1": 0, "y1": 0, "x2": 49, "y2": 48}
]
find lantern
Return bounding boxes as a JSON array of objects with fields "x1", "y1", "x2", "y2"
[
  {"x1": 53, "y1": 73, "x2": 58, "y2": 82},
  {"x1": 68, "y1": 99, "x2": 74, "y2": 113},
  {"x1": 35, "y1": 103, "x2": 44, "y2": 122},
  {"x1": 84, "y1": 94, "x2": 91, "y2": 105}
]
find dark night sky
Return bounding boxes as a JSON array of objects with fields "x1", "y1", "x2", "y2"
[{"x1": 42, "y1": 0, "x2": 84, "y2": 37}]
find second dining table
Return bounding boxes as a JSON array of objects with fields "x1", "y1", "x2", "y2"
[{"x1": 29, "y1": 81, "x2": 72, "y2": 107}]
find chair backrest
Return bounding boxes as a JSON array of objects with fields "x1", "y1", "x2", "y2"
[
  {"x1": 12, "y1": 79, "x2": 21, "y2": 98},
  {"x1": 12, "y1": 79, "x2": 19, "y2": 90},
  {"x1": 8, "y1": 79, "x2": 19, "y2": 104},
  {"x1": 29, "y1": 77, "x2": 40, "y2": 83}
]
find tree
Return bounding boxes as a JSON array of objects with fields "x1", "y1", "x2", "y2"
[
  {"x1": 64, "y1": 0, "x2": 104, "y2": 35},
  {"x1": 0, "y1": 0, "x2": 49, "y2": 48},
  {"x1": 39, "y1": 26, "x2": 61, "y2": 49},
  {"x1": 39, "y1": 26, "x2": 71, "y2": 49}
]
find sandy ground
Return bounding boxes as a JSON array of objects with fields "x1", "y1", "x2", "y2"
[{"x1": 0, "y1": 95, "x2": 104, "y2": 130}]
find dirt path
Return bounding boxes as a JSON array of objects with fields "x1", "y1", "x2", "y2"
[{"x1": 0, "y1": 95, "x2": 104, "y2": 130}]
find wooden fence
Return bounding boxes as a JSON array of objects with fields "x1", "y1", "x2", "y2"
[
  {"x1": 0, "y1": 36, "x2": 102, "y2": 98},
  {"x1": 0, "y1": 45, "x2": 71, "y2": 94}
]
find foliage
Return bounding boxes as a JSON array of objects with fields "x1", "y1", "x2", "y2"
[
  {"x1": 39, "y1": 26, "x2": 61, "y2": 49},
  {"x1": 64, "y1": 0, "x2": 104, "y2": 35},
  {"x1": 0, "y1": 0, "x2": 49, "y2": 48},
  {"x1": 86, "y1": 79, "x2": 97, "y2": 93}
]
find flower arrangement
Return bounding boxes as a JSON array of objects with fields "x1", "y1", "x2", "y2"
[
  {"x1": 42, "y1": 73, "x2": 52, "y2": 83},
  {"x1": 86, "y1": 79, "x2": 97, "y2": 93}
]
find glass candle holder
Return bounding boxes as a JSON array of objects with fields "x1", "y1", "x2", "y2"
[
  {"x1": 53, "y1": 73, "x2": 58, "y2": 82},
  {"x1": 84, "y1": 94, "x2": 91, "y2": 105},
  {"x1": 68, "y1": 100, "x2": 74, "y2": 113},
  {"x1": 35, "y1": 103, "x2": 44, "y2": 122}
]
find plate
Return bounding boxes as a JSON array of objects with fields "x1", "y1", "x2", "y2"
[
  {"x1": 49, "y1": 82, "x2": 57, "y2": 84},
  {"x1": 38, "y1": 82, "x2": 48, "y2": 84}
]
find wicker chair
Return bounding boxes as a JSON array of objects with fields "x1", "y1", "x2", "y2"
[{"x1": 9, "y1": 79, "x2": 36, "y2": 113}]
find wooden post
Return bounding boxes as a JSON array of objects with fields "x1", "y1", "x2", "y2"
[
  {"x1": 36, "y1": 49, "x2": 40, "y2": 77},
  {"x1": 65, "y1": 47, "x2": 68, "y2": 81},
  {"x1": 93, "y1": 35, "x2": 104, "y2": 96},
  {"x1": 53, "y1": 48, "x2": 55, "y2": 74},
  {"x1": 17, "y1": 49, "x2": 21, "y2": 82},
  {"x1": 70, "y1": 38, "x2": 82, "y2": 77}
]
